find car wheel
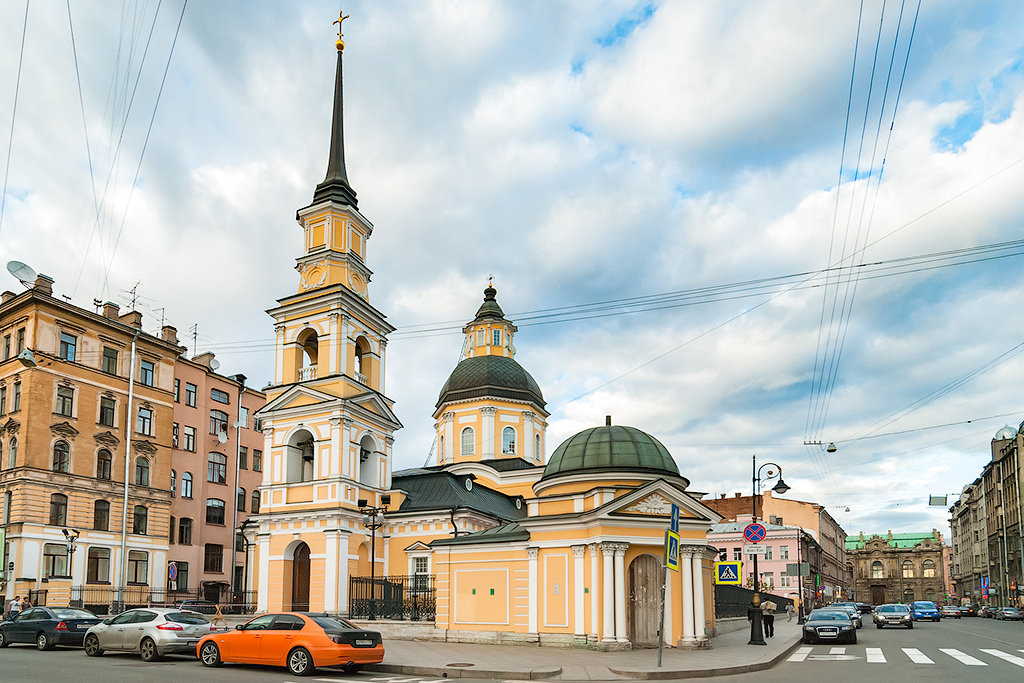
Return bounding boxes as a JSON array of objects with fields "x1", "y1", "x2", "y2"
[
  {"x1": 907, "y1": 622, "x2": 913, "y2": 629},
  {"x1": 84, "y1": 634, "x2": 103, "y2": 657},
  {"x1": 287, "y1": 647, "x2": 315, "y2": 676},
  {"x1": 343, "y1": 664, "x2": 363, "y2": 675},
  {"x1": 36, "y1": 632, "x2": 54, "y2": 651},
  {"x1": 876, "y1": 623, "x2": 883, "y2": 629},
  {"x1": 0, "y1": 631, "x2": 8, "y2": 648},
  {"x1": 140, "y1": 637, "x2": 161, "y2": 662},
  {"x1": 200, "y1": 641, "x2": 223, "y2": 668}
]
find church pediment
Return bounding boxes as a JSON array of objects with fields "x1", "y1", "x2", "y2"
[
  {"x1": 596, "y1": 479, "x2": 722, "y2": 525},
  {"x1": 349, "y1": 391, "x2": 401, "y2": 427},
  {"x1": 403, "y1": 541, "x2": 432, "y2": 553},
  {"x1": 260, "y1": 384, "x2": 340, "y2": 414}
]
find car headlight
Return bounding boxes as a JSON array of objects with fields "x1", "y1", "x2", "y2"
[{"x1": 840, "y1": 625, "x2": 852, "y2": 631}]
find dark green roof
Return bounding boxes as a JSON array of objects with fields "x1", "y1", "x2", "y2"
[
  {"x1": 473, "y1": 285, "x2": 505, "y2": 321},
  {"x1": 542, "y1": 424, "x2": 681, "y2": 480},
  {"x1": 430, "y1": 522, "x2": 530, "y2": 547},
  {"x1": 437, "y1": 355, "x2": 545, "y2": 408},
  {"x1": 391, "y1": 470, "x2": 526, "y2": 521}
]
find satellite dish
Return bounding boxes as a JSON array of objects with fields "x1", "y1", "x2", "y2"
[
  {"x1": 210, "y1": 359, "x2": 220, "y2": 371},
  {"x1": 6, "y1": 261, "x2": 37, "y2": 287},
  {"x1": 217, "y1": 431, "x2": 228, "y2": 444}
]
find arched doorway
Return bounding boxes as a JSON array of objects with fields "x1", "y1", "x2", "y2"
[
  {"x1": 291, "y1": 542, "x2": 311, "y2": 611},
  {"x1": 627, "y1": 554, "x2": 661, "y2": 647},
  {"x1": 871, "y1": 586, "x2": 886, "y2": 605}
]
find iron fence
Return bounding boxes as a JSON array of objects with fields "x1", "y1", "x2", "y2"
[
  {"x1": 348, "y1": 574, "x2": 435, "y2": 621},
  {"x1": 69, "y1": 586, "x2": 257, "y2": 616},
  {"x1": 714, "y1": 584, "x2": 793, "y2": 618}
]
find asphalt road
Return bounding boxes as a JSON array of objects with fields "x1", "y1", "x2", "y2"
[{"x1": 0, "y1": 617, "x2": 1022, "y2": 682}]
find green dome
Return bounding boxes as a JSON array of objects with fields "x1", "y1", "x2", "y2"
[
  {"x1": 542, "y1": 423, "x2": 681, "y2": 480},
  {"x1": 437, "y1": 355, "x2": 545, "y2": 409}
]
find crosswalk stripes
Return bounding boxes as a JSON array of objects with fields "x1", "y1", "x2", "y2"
[
  {"x1": 828, "y1": 647, "x2": 846, "y2": 655},
  {"x1": 902, "y1": 648, "x2": 934, "y2": 664},
  {"x1": 940, "y1": 649, "x2": 987, "y2": 666},
  {"x1": 980, "y1": 649, "x2": 1024, "y2": 668},
  {"x1": 865, "y1": 648, "x2": 885, "y2": 663},
  {"x1": 788, "y1": 646, "x2": 1024, "y2": 667},
  {"x1": 787, "y1": 646, "x2": 812, "y2": 662}
]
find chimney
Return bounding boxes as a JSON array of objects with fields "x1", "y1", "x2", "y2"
[
  {"x1": 229, "y1": 373, "x2": 247, "y2": 388},
  {"x1": 119, "y1": 310, "x2": 143, "y2": 329},
  {"x1": 734, "y1": 492, "x2": 742, "y2": 498},
  {"x1": 1, "y1": 291, "x2": 14, "y2": 304},
  {"x1": 605, "y1": 415, "x2": 612, "y2": 426},
  {"x1": 720, "y1": 493, "x2": 726, "y2": 499},
  {"x1": 34, "y1": 274, "x2": 54, "y2": 296},
  {"x1": 161, "y1": 325, "x2": 178, "y2": 345},
  {"x1": 102, "y1": 301, "x2": 120, "y2": 319}
]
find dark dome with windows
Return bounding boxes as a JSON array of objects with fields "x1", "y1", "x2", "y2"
[
  {"x1": 541, "y1": 421, "x2": 685, "y2": 482},
  {"x1": 436, "y1": 355, "x2": 545, "y2": 409}
]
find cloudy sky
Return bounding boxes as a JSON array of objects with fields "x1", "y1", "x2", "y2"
[{"x1": 2, "y1": 0, "x2": 1024, "y2": 538}]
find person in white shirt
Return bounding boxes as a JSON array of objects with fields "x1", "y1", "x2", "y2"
[{"x1": 6, "y1": 596, "x2": 22, "y2": 620}]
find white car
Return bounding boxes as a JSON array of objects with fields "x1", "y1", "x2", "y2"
[{"x1": 84, "y1": 607, "x2": 215, "y2": 661}]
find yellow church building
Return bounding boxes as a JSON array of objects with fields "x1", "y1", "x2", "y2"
[{"x1": 249, "y1": 19, "x2": 722, "y2": 650}]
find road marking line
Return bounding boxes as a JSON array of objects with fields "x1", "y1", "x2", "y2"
[
  {"x1": 940, "y1": 649, "x2": 987, "y2": 666},
  {"x1": 829, "y1": 647, "x2": 846, "y2": 655},
  {"x1": 902, "y1": 648, "x2": 934, "y2": 664},
  {"x1": 866, "y1": 648, "x2": 885, "y2": 663},
  {"x1": 980, "y1": 649, "x2": 1024, "y2": 668},
  {"x1": 787, "y1": 646, "x2": 812, "y2": 662}
]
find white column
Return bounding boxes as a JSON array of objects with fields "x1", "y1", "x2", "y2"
[
  {"x1": 341, "y1": 418, "x2": 353, "y2": 480},
  {"x1": 481, "y1": 407, "x2": 496, "y2": 458},
  {"x1": 588, "y1": 543, "x2": 599, "y2": 640},
  {"x1": 663, "y1": 562, "x2": 673, "y2": 646},
  {"x1": 274, "y1": 324, "x2": 286, "y2": 384},
  {"x1": 692, "y1": 551, "x2": 708, "y2": 641},
  {"x1": 523, "y1": 411, "x2": 535, "y2": 461},
  {"x1": 257, "y1": 533, "x2": 271, "y2": 612},
  {"x1": 442, "y1": 412, "x2": 454, "y2": 465},
  {"x1": 600, "y1": 543, "x2": 615, "y2": 642},
  {"x1": 572, "y1": 545, "x2": 585, "y2": 637},
  {"x1": 680, "y1": 548, "x2": 696, "y2": 643},
  {"x1": 330, "y1": 416, "x2": 342, "y2": 478},
  {"x1": 325, "y1": 530, "x2": 339, "y2": 610},
  {"x1": 328, "y1": 312, "x2": 340, "y2": 375},
  {"x1": 613, "y1": 544, "x2": 628, "y2": 642},
  {"x1": 378, "y1": 338, "x2": 387, "y2": 394},
  {"x1": 527, "y1": 547, "x2": 539, "y2": 633}
]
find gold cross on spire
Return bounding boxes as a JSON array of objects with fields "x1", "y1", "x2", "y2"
[
  {"x1": 334, "y1": 10, "x2": 350, "y2": 52},
  {"x1": 488, "y1": 274, "x2": 493, "y2": 288}
]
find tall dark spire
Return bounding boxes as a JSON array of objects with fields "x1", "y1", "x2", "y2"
[{"x1": 312, "y1": 18, "x2": 358, "y2": 208}]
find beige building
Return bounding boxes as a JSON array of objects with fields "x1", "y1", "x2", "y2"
[{"x1": 846, "y1": 531, "x2": 948, "y2": 605}]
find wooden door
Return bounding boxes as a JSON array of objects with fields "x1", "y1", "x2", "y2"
[
  {"x1": 871, "y1": 586, "x2": 886, "y2": 605},
  {"x1": 627, "y1": 554, "x2": 661, "y2": 648},
  {"x1": 291, "y1": 543, "x2": 311, "y2": 611}
]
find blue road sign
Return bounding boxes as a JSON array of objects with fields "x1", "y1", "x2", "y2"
[
  {"x1": 670, "y1": 503, "x2": 680, "y2": 533},
  {"x1": 715, "y1": 561, "x2": 742, "y2": 585},
  {"x1": 744, "y1": 523, "x2": 766, "y2": 543},
  {"x1": 665, "y1": 531, "x2": 680, "y2": 572}
]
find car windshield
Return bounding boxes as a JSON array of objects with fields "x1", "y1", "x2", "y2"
[
  {"x1": 166, "y1": 612, "x2": 210, "y2": 625},
  {"x1": 312, "y1": 616, "x2": 359, "y2": 631},
  {"x1": 808, "y1": 611, "x2": 849, "y2": 622},
  {"x1": 878, "y1": 605, "x2": 906, "y2": 613},
  {"x1": 914, "y1": 602, "x2": 935, "y2": 608},
  {"x1": 51, "y1": 609, "x2": 96, "y2": 619}
]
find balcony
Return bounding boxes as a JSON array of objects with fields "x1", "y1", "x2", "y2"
[
  {"x1": 299, "y1": 365, "x2": 317, "y2": 382},
  {"x1": 355, "y1": 371, "x2": 367, "y2": 385}
]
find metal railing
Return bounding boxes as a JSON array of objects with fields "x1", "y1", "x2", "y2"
[
  {"x1": 349, "y1": 574, "x2": 435, "y2": 621},
  {"x1": 299, "y1": 365, "x2": 317, "y2": 381}
]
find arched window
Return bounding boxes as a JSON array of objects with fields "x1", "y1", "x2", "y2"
[
  {"x1": 93, "y1": 500, "x2": 110, "y2": 531},
  {"x1": 208, "y1": 452, "x2": 227, "y2": 483},
  {"x1": 135, "y1": 457, "x2": 150, "y2": 486},
  {"x1": 6, "y1": 437, "x2": 15, "y2": 468},
  {"x1": 925, "y1": 588, "x2": 936, "y2": 601},
  {"x1": 236, "y1": 486, "x2": 246, "y2": 511},
  {"x1": 49, "y1": 493, "x2": 68, "y2": 526},
  {"x1": 285, "y1": 429, "x2": 316, "y2": 484},
  {"x1": 170, "y1": 469, "x2": 176, "y2": 497},
  {"x1": 871, "y1": 561, "x2": 883, "y2": 578},
  {"x1": 501, "y1": 426, "x2": 516, "y2": 455},
  {"x1": 354, "y1": 337, "x2": 368, "y2": 380},
  {"x1": 250, "y1": 489, "x2": 260, "y2": 513},
  {"x1": 96, "y1": 449, "x2": 112, "y2": 480},
  {"x1": 206, "y1": 498, "x2": 225, "y2": 525},
  {"x1": 461, "y1": 427, "x2": 475, "y2": 456},
  {"x1": 133, "y1": 505, "x2": 148, "y2": 534},
  {"x1": 181, "y1": 472, "x2": 193, "y2": 498},
  {"x1": 53, "y1": 440, "x2": 70, "y2": 472},
  {"x1": 535, "y1": 434, "x2": 541, "y2": 461},
  {"x1": 902, "y1": 560, "x2": 915, "y2": 578},
  {"x1": 922, "y1": 559, "x2": 936, "y2": 578},
  {"x1": 297, "y1": 328, "x2": 318, "y2": 381}
]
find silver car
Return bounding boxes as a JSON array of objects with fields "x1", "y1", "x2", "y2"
[{"x1": 83, "y1": 607, "x2": 214, "y2": 661}]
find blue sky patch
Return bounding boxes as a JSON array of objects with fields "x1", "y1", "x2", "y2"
[
  {"x1": 936, "y1": 103, "x2": 983, "y2": 151},
  {"x1": 595, "y1": 3, "x2": 655, "y2": 48}
]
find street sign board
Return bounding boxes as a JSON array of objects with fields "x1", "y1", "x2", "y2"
[
  {"x1": 715, "y1": 561, "x2": 742, "y2": 585},
  {"x1": 168, "y1": 562, "x2": 178, "y2": 582},
  {"x1": 786, "y1": 562, "x2": 810, "y2": 576},
  {"x1": 670, "y1": 503, "x2": 680, "y2": 533},
  {"x1": 665, "y1": 530, "x2": 680, "y2": 572},
  {"x1": 744, "y1": 544, "x2": 766, "y2": 555},
  {"x1": 743, "y1": 523, "x2": 766, "y2": 543}
]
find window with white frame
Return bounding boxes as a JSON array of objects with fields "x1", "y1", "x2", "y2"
[
  {"x1": 780, "y1": 545, "x2": 789, "y2": 560},
  {"x1": 460, "y1": 427, "x2": 474, "y2": 455},
  {"x1": 59, "y1": 332, "x2": 77, "y2": 361},
  {"x1": 501, "y1": 426, "x2": 516, "y2": 454}
]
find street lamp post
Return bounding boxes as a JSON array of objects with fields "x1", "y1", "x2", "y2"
[
  {"x1": 358, "y1": 495, "x2": 390, "y2": 620},
  {"x1": 748, "y1": 455, "x2": 790, "y2": 646},
  {"x1": 62, "y1": 528, "x2": 80, "y2": 580}
]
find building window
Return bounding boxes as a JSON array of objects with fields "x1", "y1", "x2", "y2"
[
  {"x1": 183, "y1": 425, "x2": 196, "y2": 452},
  {"x1": 253, "y1": 449, "x2": 262, "y2": 472},
  {"x1": 169, "y1": 516, "x2": 176, "y2": 544},
  {"x1": 185, "y1": 382, "x2": 197, "y2": 407},
  {"x1": 535, "y1": 434, "x2": 541, "y2": 461},
  {"x1": 137, "y1": 407, "x2": 153, "y2": 436},
  {"x1": 0, "y1": 385, "x2": 6, "y2": 415},
  {"x1": 172, "y1": 422, "x2": 179, "y2": 448},
  {"x1": 253, "y1": 416, "x2": 263, "y2": 431},
  {"x1": 49, "y1": 493, "x2": 68, "y2": 526},
  {"x1": 238, "y1": 446, "x2": 248, "y2": 469},
  {"x1": 206, "y1": 498, "x2": 225, "y2": 525},
  {"x1": 86, "y1": 547, "x2": 110, "y2": 583},
  {"x1": 871, "y1": 561, "x2": 883, "y2": 578},
  {"x1": 236, "y1": 486, "x2": 246, "y2": 511},
  {"x1": 127, "y1": 550, "x2": 148, "y2": 584},
  {"x1": 501, "y1": 426, "x2": 516, "y2": 455},
  {"x1": 211, "y1": 388, "x2": 230, "y2": 404},
  {"x1": 170, "y1": 561, "x2": 189, "y2": 591},
  {"x1": 12, "y1": 382, "x2": 20, "y2": 412},
  {"x1": 733, "y1": 548, "x2": 741, "y2": 561},
  {"x1": 780, "y1": 545, "x2": 789, "y2": 560},
  {"x1": 2, "y1": 491, "x2": 9, "y2": 524},
  {"x1": 204, "y1": 544, "x2": 224, "y2": 573},
  {"x1": 135, "y1": 457, "x2": 150, "y2": 486},
  {"x1": 923, "y1": 559, "x2": 936, "y2": 578},
  {"x1": 16, "y1": 328, "x2": 25, "y2": 353},
  {"x1": 99, "y1": 396, "x2": 116, "y2": 427},
  {"x1": 56, "y1": 385, "x2": 74, "y2": 417},
  {"x1": 765, "y1": 546, "x2": 773, "y2": 560},
  {"x1": 44, "y1": 543, "x2": 69, "y2": 578},
  {"x1": 133, "y1": 505, "x2": 148, "y2": 535},
  {"x1": 250, "y1": 490, "x2": 260, "y2": 513},
  {"x1": 102, "y1": 347, "x2": 118, "y2": 375},
  {"x1": 1, "y1": 334, "x2": 9, "y2": 360},
  {"x1": 59, "y1": 332, "x2": 77, "y2": 361},
  {"x1": 96, "y1": 449, "x2": 112, "y2": 480},
  {"x1": 238, "y1": 406, "x2": 249, "y2": 428},
  {"x1": 139, "y1": 360, "x2": 155, "y2": 386},
  {"x1": 902, "y1": 560, "x2": 914, "y2": 578},
  {"x1": 173, "y1": 378, "x2": 180, "y2": 402},
  {"x1": 780, "y1": 575, "x2": 790, "y2": 587},
  {"x1": 210, "y1": 409, "x2": 228, "y2": 435},
  {"x1": 53, "y1": 440, "x2": 71, "y2": 472},
  {"x1": 181, "y1": 472, "x2": 193, "y2": 499},
  {"x1": 170, "y1": 469, "x2": 176, "y2": 497},
  {"x1": 492, "y1": 329, "x2": 501, "y2": 346},
  {"x1": 235, "y1": 531, "x2": 245, "y2": 553},
  {"x1": 93, "y1": 500, "x2": 109, "y2": 530},
  {"x1": 8, "y1": 437, "x2": 16, "y2": 468},
  {"x1": 208, "y1": 452, "x2": 227, "y2": 483},
  {"x1": 476, "y1": 329, "x2": 484, "y2": 346},
  {"x1": 460, "y1": 427, "x2": 474, "y2": 455},
  {"x1": 178, "y1": 517, "x2": 193, "y2": 545}
]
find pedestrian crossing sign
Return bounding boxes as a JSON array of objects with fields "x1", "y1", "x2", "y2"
[{"x1": 715, "y1": 561, "x2": 742, "y2": 585}]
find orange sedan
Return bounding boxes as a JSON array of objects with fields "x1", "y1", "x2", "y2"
[{"x1": 196, "y1": 612, "x2": 384, "y2": 676}]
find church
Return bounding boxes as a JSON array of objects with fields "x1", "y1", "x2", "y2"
[{"x1": 249, "y1": 17, "x2": 722, "y2": 649}]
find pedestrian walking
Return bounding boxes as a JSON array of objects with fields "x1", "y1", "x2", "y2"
[
  {"x1": 762, "y1": 600, "x2": 777, "y2": 637},
  {"x1": 6, "y1": 595, "x2": 21, "y2": 620},
  {"x1": 786, "y1": 603, "x2": 795, "y2": 622},
  {"x1": 211, "y1": 603, "x2": 227, "y2": 630}
]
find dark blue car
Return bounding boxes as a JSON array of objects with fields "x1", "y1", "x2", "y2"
[
  {"x1": 0, "y1": 606, "x2": 102, "y2": 650},
  {"x1": 912, "y1": 600, "x2": 940, "y2": 622}
]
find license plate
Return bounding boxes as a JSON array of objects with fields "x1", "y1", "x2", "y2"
[
  {"x1": 355, "y1": 639, "x2": 374, "y2": 646},
  {"x1": 76, "y1": 624, "x2": 88, "y2": 630}
]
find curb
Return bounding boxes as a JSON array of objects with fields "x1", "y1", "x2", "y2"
[
  {"x1": 607, "y1": 637, "x2": 803, "y2": 680},
  {"x1": 367, "y1": 664, "x2": 562, "y2": 679}
]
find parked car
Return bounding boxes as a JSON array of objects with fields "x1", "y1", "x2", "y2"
[
  {"x1": 197, "y1": 612, "x2": 384, "y2": 676},
  {"x1": 994, "y1": 607, "x2": 1023, "y2": 621},
  {"x1": 874, "y1": 603, "x2": 913, "y2": 629},
  {"x1": 84, "y1": 607, "x2": 214, "y2": 661},
  {"x1": 802, "y1": 609, "x2": 857, "y2": 644},
  {"x1": 980, "y1": 605, "x2": 996, "y2": 618},
  {"x1": 830, "y1": 603, "x2": 863, "y2": 628},
  {"x1": 912, "y1": 601, "x2": 940, "y2": 622},
  {"x1": 940, "y1": 606, "x2": 961, "y2": 619},
  {"x1": 177, "y1": 600, "x2": 218, "y2": 615},
  {"x1": 0, "y1": 607, "x2": 101, "y2": 650},
  {"x1": 856, "y1": 602, "x2": 872, "y2": 614}
]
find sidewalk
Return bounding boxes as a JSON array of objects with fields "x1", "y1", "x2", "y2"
[{"x1": 364, "y1": 619, "x2": 803, "y2": 680}]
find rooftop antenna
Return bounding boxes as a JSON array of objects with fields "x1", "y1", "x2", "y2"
[
  {"x1": 6, "y1": 260, "x2": 37, "y2": 288},
  {"x1": 92, "y1": 298, "x2": 103, "y2": 313},
  {"x1": 189, "y1": 323, "x2": 199, "y2": 357}
]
